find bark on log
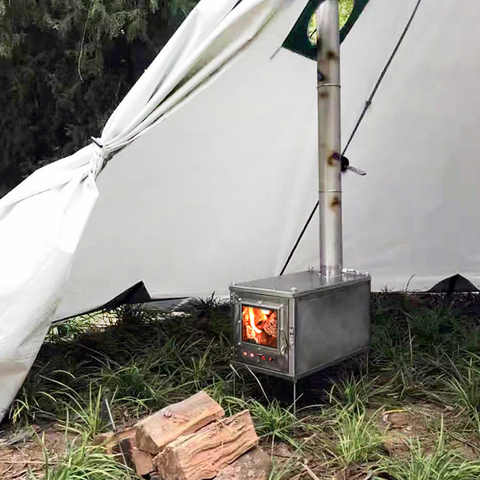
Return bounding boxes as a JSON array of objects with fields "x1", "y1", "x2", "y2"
[
  {"x1": 154, "y1": 410, "x2": 258, "y2": 480},
  {"x1": 135, "y1": 391, "x2": 225, "y2": 454}
]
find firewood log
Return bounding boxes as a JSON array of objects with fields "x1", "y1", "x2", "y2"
[
  {"x1": 155, "y1": 410, "x2": 258, "y2": 480},
  {"x1": 136, "y1": 391, "x2": 225, "y2": 454},
  {"x1": 94, "y1": 428, "x2": 155, "y2": 476}
]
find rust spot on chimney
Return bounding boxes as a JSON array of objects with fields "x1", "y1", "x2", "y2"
[
  {"x1": 327, "y1": 152, "x2": 341, "y2": 166},
  {"x1": 319, "y1": 90, "x2": 329, "y2": 98},
  {"x1": 330, "y1": 196, "x2": 341, "y2": 210},
  {"x1": 326, "y1": 50, "x2": 337, "y2": 61}
]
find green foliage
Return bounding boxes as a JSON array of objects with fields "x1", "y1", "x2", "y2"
[
  {"x1": 339, "y1": 0, "x2": 354, "y2": 28},
  {"x1": 9, "y1": 363, "x2": 82, "y2": 424},
  {"x1": 379, "y1": 422, "x2": 480, "y2": 480},
  {"x1": 60, "y1": 385, "x2": 110, "y2": 440},
  {"x1": 308, "y1": 0, "x2": 355, "y2": 45},
  {"x1": 444, "y1": 354, "x2": 480, "y2": 433},
  {"x1": 46, "y1": 314, "x2": 110, "y2": 342},
  {"x1": 331, "y1": 406, "x2": 383, "y2": 467},
  {"x1": 0, "y1": 0, "x2": 198, "y2": 197},
  {"x1": 227, "y1": 397, "x2": 301, "y2": 447},
  {"x1": 328, "y1": 372, "x2": 379, "y2": 412},
  {"x1": 30, "y1": 436, "x2": 133, "y2": 480}
]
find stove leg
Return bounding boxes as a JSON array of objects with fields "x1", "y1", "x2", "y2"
[
  {"x1": 293, "y1": 380, "x2": 297, "y2": 419},
  {"x1": 292, "y1": 380, "x2": 298, "y2": 436}
]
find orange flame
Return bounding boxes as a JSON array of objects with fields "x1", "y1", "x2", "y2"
[
  {"x1": 242, "y1": 306, "x2": 277, "y2": 348},
  {"x1": 248, "y1": 308, "x2": 262, "y2": 334}
]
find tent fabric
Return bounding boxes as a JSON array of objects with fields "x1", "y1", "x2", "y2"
[
  {"x1": 290, "y1": 0, "x2": 480, "y2": 291},
  {"x1": 54, "y1": 27, "x2": 319, "y2": 320},
  {"x1": 428, "y1": 275, "x2": 480, "y2": 295},
  {"x1": 0, "y1": 0, "x2": 311, "y2": 422},
  {"x1": 56, "y1": 0, "x2": 432, "y2": 323},
  {"x1": 58, "y1": 0, "x2": 480, "y2": 314}
]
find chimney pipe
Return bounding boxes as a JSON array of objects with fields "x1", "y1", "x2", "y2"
[{"x1": 317, "y1": 0, "x2": 343, "y2": 277}]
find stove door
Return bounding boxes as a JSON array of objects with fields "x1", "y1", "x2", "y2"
[
  {"x1": 231, "y1": 293, "x2": 290, "y2": 377},
  {"x1": 241, "y1": 304, "x2": 279, "y2": 348}
]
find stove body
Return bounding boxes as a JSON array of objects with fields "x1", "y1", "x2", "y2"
[
  {"x1": 230, "y1": 1, "x2": 371, "y2": 381},
  {"x1": 230, "y1": 270, "x2": 370, "y2": 381}
]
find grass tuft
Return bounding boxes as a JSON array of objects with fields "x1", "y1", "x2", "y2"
[
  {"x1": 30, "y1": 439, "x2": 133, "y2": 480},
  {"x1": 331, "y1": 406, "x2": 383, "y2": 467},
  {"x1": 443, "y1": 354, "x2": 480, "y2": 433},
  {"x1": 379, "y1": 420, "x2": 480, "y2": 480},
  {"x1": 224, "y1": 397, "x2": 301, "y2": 447}
]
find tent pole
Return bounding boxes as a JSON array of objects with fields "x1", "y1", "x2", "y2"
[{"x1": 317, "y1": 0, "x2": 343, "y2": 277}]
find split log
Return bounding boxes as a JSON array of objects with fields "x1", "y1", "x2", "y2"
[
  {"x1": 154, "y1": 410, "x2": 259, "y2": 480},
  {"x1": 113, "y1": 435, "x2": 155, "y2": 476},
  {"x1": 93, "y1": 429, "x2": 154, "y2": 475},
  {"x1": 130, "y1": 447, "x2": 155, "y2": 476},
  {"x1": 215, "y1": 447, "x2": 272, "y2": 480},
  {"x1": 135, "y1": 391, "x2": 224, "y2": 454}
]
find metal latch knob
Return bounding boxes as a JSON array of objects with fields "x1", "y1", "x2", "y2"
[{"x1": 341, "y1": 155, "x2": 366, "y2": 176}]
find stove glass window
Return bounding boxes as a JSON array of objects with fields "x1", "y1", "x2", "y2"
[{"x1": 242, "y1": 306, "x2": 278, "y2": 348}]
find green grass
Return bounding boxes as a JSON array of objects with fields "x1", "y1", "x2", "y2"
[
  {"x1": 225, "y1": 397, "x2": 301, "y2": 447},
  {"x1": 3, "y1": 292, "x2": 480, "y2": 478},
  {"x1": 377, "y1": 421, "x2": 480, "y2": 480},
  {"x1": 443, "y1": 354, "x2": 480, "y2": 434},
  {"x1": 328, "y1": 372, "x2": 380, "y2": 411},
  {"x1": 29, "y1": 439, "x2": 134, "y2": 480},
  {"x1": 332, "y1": 406, "x2": 383, "y2": 467}
]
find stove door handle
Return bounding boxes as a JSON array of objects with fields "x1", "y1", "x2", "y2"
[{"x1": 280, "y1": 330, "x2": 289, "y2": 355}]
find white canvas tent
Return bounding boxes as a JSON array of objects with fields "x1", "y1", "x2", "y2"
[
  {"x1": 56, "y1": 0, "x2": 480, "y2": 322},
  {"x1": 1, "y1": 0, "x2": 480, "y2": 419}
]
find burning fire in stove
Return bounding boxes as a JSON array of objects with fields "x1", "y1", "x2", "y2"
[{"x1": 242, "y1": 306, "x2": 277, "y2": 348}]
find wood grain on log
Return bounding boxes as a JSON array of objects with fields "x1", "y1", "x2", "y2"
[
  {"x1": 155, "y1": 410, "x2": 258, "y2": 480},
  {"x1": 131, "y1": 447, "x2": 155, "y2": 476},
  {"x1": 135, "y1": 391, "x2": 225, "y2": 454},
  {"x1": 94, "y1": 428, "x2": 154, "y2": 475}
]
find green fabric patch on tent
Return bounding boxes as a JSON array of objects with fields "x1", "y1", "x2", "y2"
[{"x1": 282, "y1": 0, "x2": 370, "y2": 59}]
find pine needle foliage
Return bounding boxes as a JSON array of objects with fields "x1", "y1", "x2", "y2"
[{"x1": 0, "y1": 0, "x2": 198, "y2": 196}]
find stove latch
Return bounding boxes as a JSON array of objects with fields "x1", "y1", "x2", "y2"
[{"x1": 280, "y1": 329, "x2": 289, "y2": 355}]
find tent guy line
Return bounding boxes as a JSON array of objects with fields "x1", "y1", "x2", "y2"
[{"x1": 342, "y1": 0, "x2": 424, "y2": 155}]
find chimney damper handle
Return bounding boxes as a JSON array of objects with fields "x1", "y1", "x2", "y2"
[{"x1": 341, "y1": 155, "x2": 366, "y2": 176}]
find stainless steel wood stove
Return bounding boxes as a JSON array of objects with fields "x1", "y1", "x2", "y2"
[
  {"x1": 229, "y1": 0, "x2": 371, "y2": 382},
  {"x1": 230, "y1": 270, "x2": 370, "y2": 381}
]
